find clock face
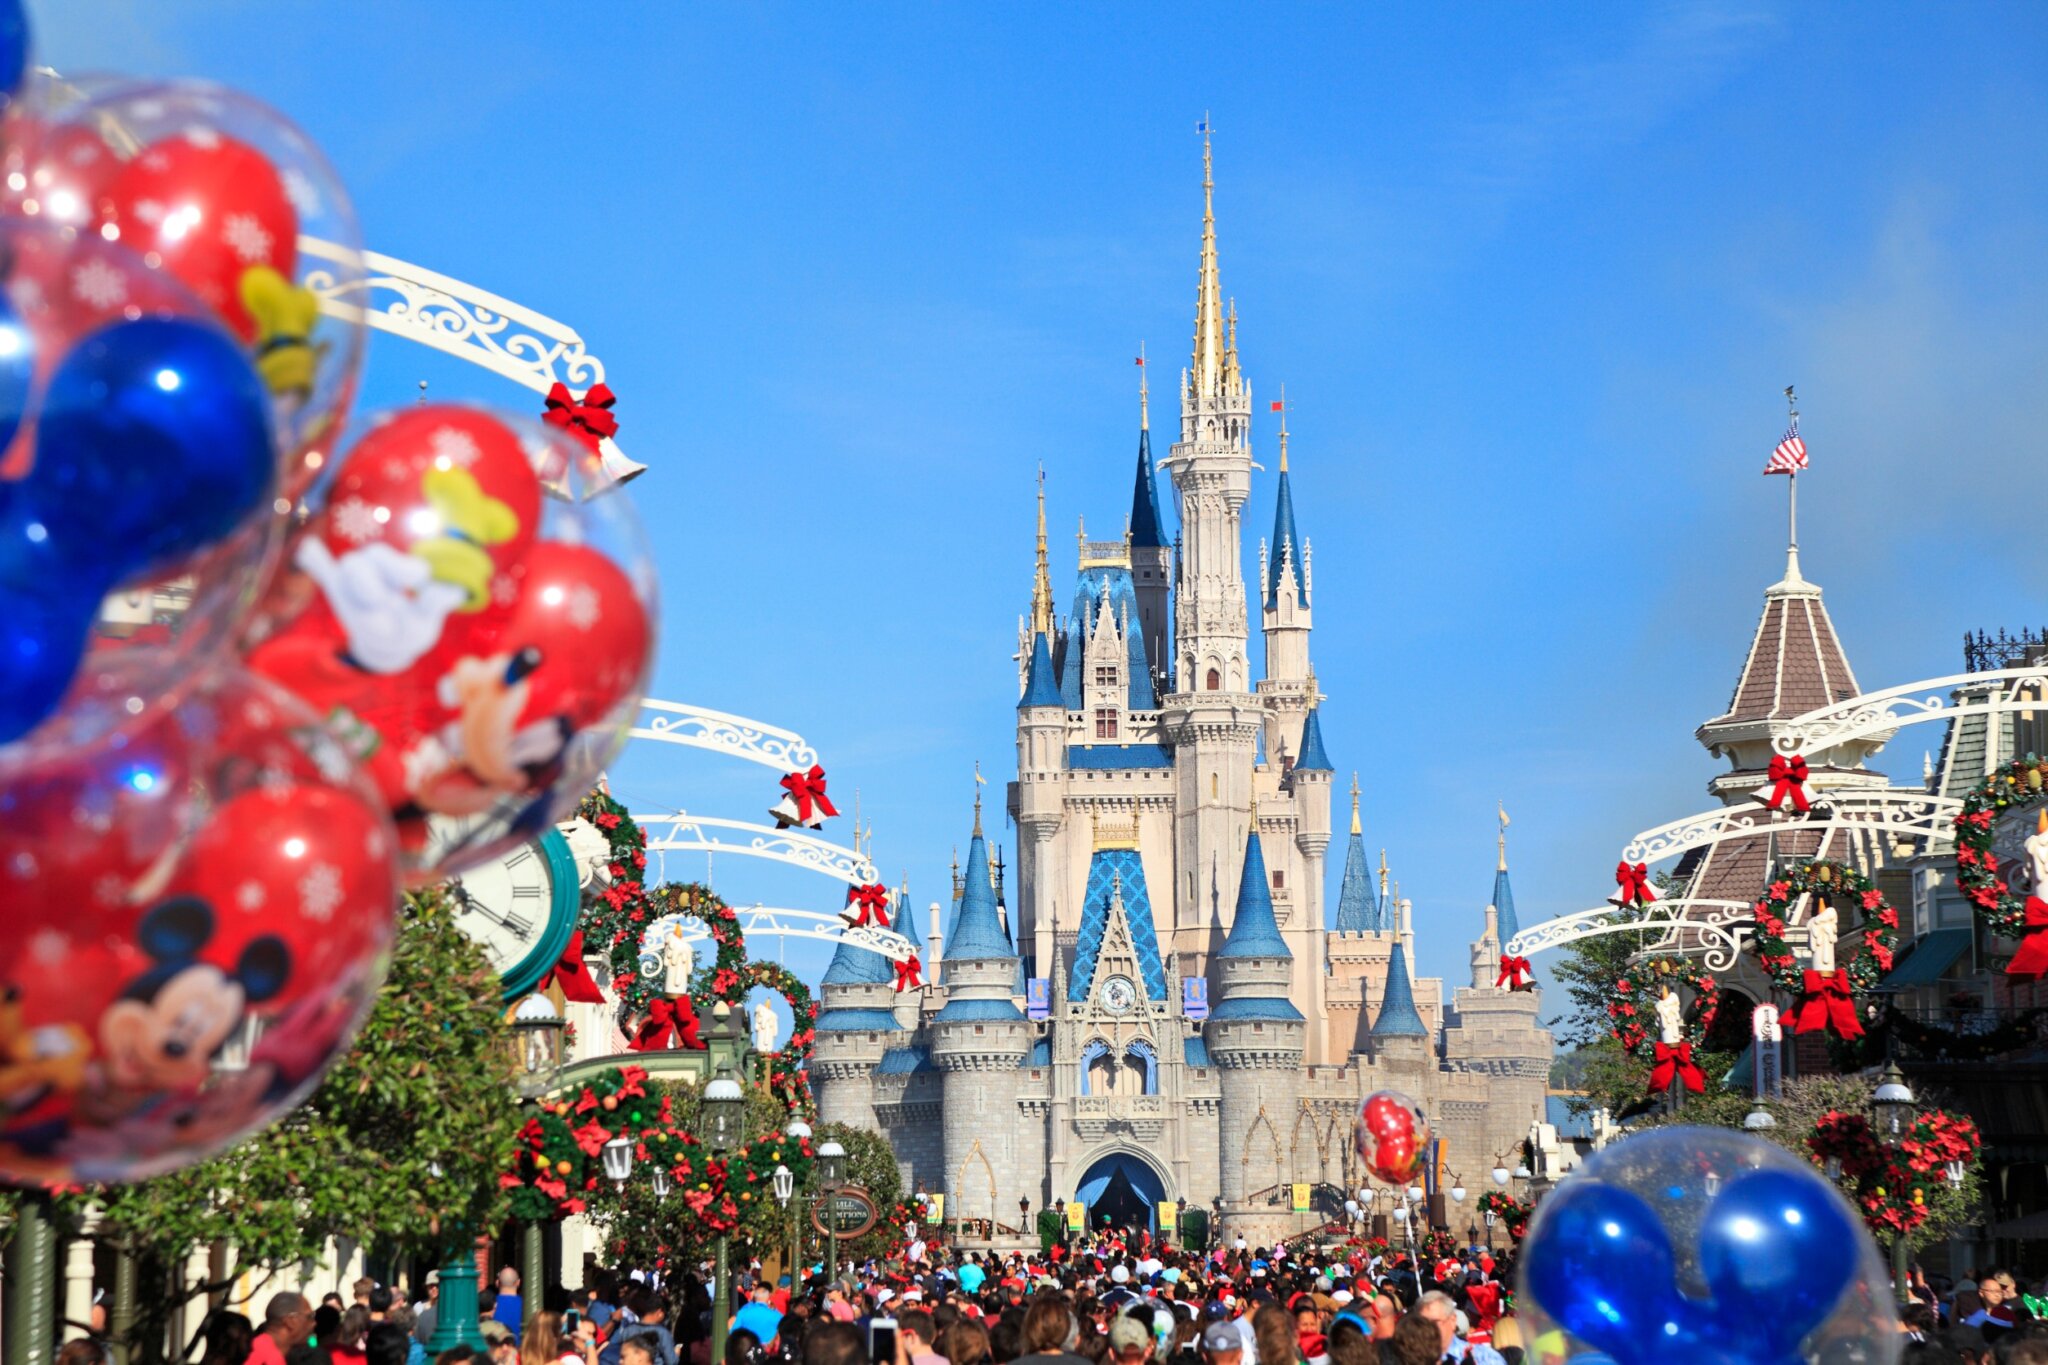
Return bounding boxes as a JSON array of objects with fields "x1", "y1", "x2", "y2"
[
  {"x1": 431, "y1": 814, "x2": 580, "y2": 998},
  {"x1": 1100, "y1": 975, "x2": 1137, "y2": 1014}
]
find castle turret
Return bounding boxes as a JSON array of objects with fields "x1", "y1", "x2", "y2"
[
  {"x1": 811, "y1": 925, "x2": 902, "y2": 1129},
  {"x1": 1017, "y1": 629, "x2": 1066, "y2": 979},
  {"x1": 1446, "y1": 824, "x2": 1552, "y2": 1093},
  {"x1": 1290, "y1": 704, "x2": 1334, "y2": 1061},
  {"x1": 1257, "y1": 400, "x2": 1317, "y2": 768},
  {"x1": 1129, "y1": 362, "x2": 1171, "y2": 684},
  {"x1": 928, "y1": 800, "x2": 1033, "y2": 1227},
  {"x1": 1205, "y1": 831, "x2": 1304, "y2": 1241},
  {"x1": 1332, "y1": 777, "x2": 1375, "y2": 935}
]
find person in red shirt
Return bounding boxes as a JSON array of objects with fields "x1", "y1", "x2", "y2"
[{"x1": 247, "y1": 1293, "x2": 313, "y2": 1365}]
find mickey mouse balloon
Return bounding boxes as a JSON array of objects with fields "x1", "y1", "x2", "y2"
[
  {"x1": 1354, "y1": 1089, "x2": 1431, "y2": 1186},
  {"x1": 244, "y1": 404, "x2": 657, "y2": 883},
  {"x1": 0, "y1": 667, "x2": 399, "y2": 1185}
]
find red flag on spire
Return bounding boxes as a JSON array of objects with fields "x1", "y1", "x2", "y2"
[{"x1": 1270, "y1": 400, "x2": 1284, "y2": 412}]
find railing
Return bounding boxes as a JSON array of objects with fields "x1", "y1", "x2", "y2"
[{"x1": 1074, "y1": 1095, "x2": 1167, "y2": 1117}]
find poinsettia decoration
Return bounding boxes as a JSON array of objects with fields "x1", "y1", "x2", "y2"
[
  {"x1": 1808, "y1": 1107, "x2": 1981, "y2": 1239},
  {"x1": 503, "y1": 1063, "x2": 656, "y2": 1221},
  {"x1": 1607, "y1": 955, "x2": 1721, "y2": 1055},
  {"x1": 1478, "y1": 1190, "x2": 1531, "y2": 1243},
  {"x1": 1953, "y1": 756, "x2": 2048, "y2": 978}
]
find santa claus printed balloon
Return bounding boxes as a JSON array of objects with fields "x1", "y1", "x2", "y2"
[{"x1": 1355, "y1": 1088, "x2": 1432, "y2": 1186}]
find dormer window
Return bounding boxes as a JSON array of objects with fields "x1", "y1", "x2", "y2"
[
  {"x1": 1095, "y1": 709, "x2": 1118, "y2": 739},
  {"x1": 1094, "y1": 666, "x2": 1118, "y2": 688}
]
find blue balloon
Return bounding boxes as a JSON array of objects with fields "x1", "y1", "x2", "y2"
[
  {"x1": 0, "y1": 292, "x2": 32, "y2": 458},
  {"x1": 27, "y1": 316, "x2": 275, "y2": 582},
  {"x1": 1522, "y1": 1180, "x2": 1686, "y2": 1360},
  {"x1": 0, "y1": 537, "x2": 93, "y2": 745},
  {"x1": 1699, "y1": 1169, "x2": 1860, "y2": 1361},
  {"x1": 0, "y1": 0, "x2": 25, "y2": 100}
]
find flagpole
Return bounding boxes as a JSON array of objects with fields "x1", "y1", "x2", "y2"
[{"x1": 1784, "y1": 385, "x2": 1800, "y2": 565}]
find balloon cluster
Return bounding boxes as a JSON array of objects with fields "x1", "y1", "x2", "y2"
[
  {"x1": 0, "y1": 5, "x2": 658, "y2": 1184},
  {"x1": 1517, "y1": 1127, "x2": 1899, "y2": 1365},
  {"x1": 1353, "y1": 1089, "x2": 1431, "y2": 1186}
]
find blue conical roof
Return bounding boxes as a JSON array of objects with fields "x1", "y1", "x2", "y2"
[
  {"x1": 1130, "y1": 427, "x2": 1166, "y2": 549},
  {"x1": 894, "y1": 889, "x2": 921, "y2": 947},
  {"x1": 1493, "y1": 863, "x2": 1519, "y2": 946},
  {"x1": 1371, "y1": 940, "x2": 1428, "y2": 1038},
  {"x1": 1019, "y1": 632, "x2": 1062, "y2": 709},
  {"x1": 1057, "y1": 622, "x2": 1083, "y2": 709},
  {"x1": 1295, "y1": 706, "x2": 1332, "y2": 772},
  {"x1": 1218, "y1": 832, "x2": 1290, "y2": 959},
  {"x1": 1334, "y1": 830, "x2": 1373, "y2": 933},
  {"x1": 821, "y1": 935, "x2": 892, "y2": 987},
  {"x1": 1125, "y1": 612, "x2": 1156, "y2": 710},
  {"x1": 1265, "y1": 465, "x2": 1305, "y2": 609},
  {"x1": 944, "y1": 828, "x2": 1015, "y2": 964}
]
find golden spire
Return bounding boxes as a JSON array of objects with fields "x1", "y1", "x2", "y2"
[
  {"x1": 1138, "y1": 341, "x2": 1149, "y2": 431},
  {"x1": 1030, "y1": 466, "x2": 1054, "y2": 638},
  {"x1": 1276, "y1": 382, "x2": 1289, "y2": 472},
  {"x1": 1498, "y1": 802, "x2": 1511, "y2": 872},
  {"x1": 1191, "y1": 116, "x2": 1224, "y2": 401},
  {"x1": 1349, "y1": 772, "x2": 1362, "y2": 837}
]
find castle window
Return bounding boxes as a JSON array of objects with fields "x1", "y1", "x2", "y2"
[
  {"x1": 1095, "y1": 709, "x2": 1118, "y2": 739},
  {"x1": 1211, "y1": 772, "x2": 1219, "y2": 800},
  {"x1": 1272, "y1": 870, "x2": 1285, "y2": 890},
  {"x1": 1094, "y1": 666, "x2": 1117, "y2": 688},
  {"x1": 1206, "y1": 667, "x2": 1221, "y2": 691}
]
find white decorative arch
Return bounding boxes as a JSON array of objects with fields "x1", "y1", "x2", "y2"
[
  {"x1": 1621, "y1": 788, "x2": 1961, "y2": 866},
  {"x1": 630, "y1": 698, "x2": 820, "y2": 773},
  {"x1": 633, "y1": 811, "x2": 877, "y2": 887},
  {"x1": 1771, "y1": 664, "x2": 2048, "y2": 757},
  {"x1": 647, "y1": 903, "x2": 916, "y2": 965},
  {"x1": 1504, "y1": 898, "x2": 1754, "y2": 972}
]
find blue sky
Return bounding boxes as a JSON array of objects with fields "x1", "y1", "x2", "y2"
[{"x1": 45, "y1": 3, "x2": 2048, "y2": 1005}]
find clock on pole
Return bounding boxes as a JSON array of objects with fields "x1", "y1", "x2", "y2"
[{"x1": 431, "y1": 814, "x2": 582, "y2": 999}]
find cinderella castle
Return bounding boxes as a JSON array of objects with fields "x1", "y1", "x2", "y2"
[{"x1": 811, "y1": 134, "x2": 1551, "y2": 1243}]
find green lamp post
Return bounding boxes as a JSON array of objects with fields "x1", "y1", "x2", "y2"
[
  {"x1": 1871, "y1": 1061, "x2": 1917, "y2": 1307},
  {"x1": 704, "y1": 1069, "x2": 746, "y2": 1365},
  {"x1": 816, "y1": 1139, "x2": 847, "y2": 1289}
]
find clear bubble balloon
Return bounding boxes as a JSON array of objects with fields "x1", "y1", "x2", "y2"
[
  {"x1": 0, "y1": 216, "x2": 280, "y2": 770},
  {"x1": 1516, "y1": 1126, "x2": 1899, "y2": 1365},
  {"x1": 0, "y1": 666, "x2": 398, "y2": 1185},
  {"x1": 1, "y1": 73, "x2": 367, "y2": 502},
  {"x1": 244, "y1": 404, "x2": 657, "y2": 884},
  {"x1": 1354, "y1": 1088, "x2": 1431, "y2": 1186}
]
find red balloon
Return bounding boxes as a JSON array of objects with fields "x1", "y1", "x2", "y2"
[
  {"x1": 0, "y1": 669, "x2": 396, "y2": 1186},
  {"x1": 1354, "y1": 1089, "x2": 1432, "y2": 1186},
  {"x1": 97, "y1": 131, "x2": 297, "y2": 341}
]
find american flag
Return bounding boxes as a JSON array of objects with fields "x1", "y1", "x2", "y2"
[{"x1": 1763, "y1": 416, "x2": 1808, "y2": 475}]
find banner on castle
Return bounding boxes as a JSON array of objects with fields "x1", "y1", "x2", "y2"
[
  {"x1": 1182, "y1": 976, "x2": 1209, "y2": 1021},
  {"x1": 1067, "y1": 1201, "x2": 1087, "y2": 1232},
  {"x1": 1291, "y1": 1183, "x2": 1311, "y2": 1212},
  {"x1": 1027, "y1": 978, "x2": 1051, "y2": 1020},
  {"x1": 1158, "y1": 1201, "x2": 1179, "y2": 1233}
]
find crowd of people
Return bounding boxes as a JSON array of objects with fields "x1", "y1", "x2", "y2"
[{"x1": 47, "y1": 1226, "x2": 2048, "y2": 1365}]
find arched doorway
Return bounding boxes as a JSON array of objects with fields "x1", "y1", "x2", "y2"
[{"x1": 1075, "y1": 1151, "x2": 1167, "y2": 1233}]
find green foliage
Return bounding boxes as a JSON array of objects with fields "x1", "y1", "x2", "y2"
[
  {"x1": 87, "y1": 889, "x2": 519, "y2": 1344},
  {"x1": 815, "y1": 1121, "x2": 905, "y2": 1262}
]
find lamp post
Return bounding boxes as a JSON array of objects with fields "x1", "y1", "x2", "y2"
[
  {"x1": 1484, "y1": 1207, "x2": 1496, "y2": 1251},
  {"x1": 786, "y1": 1118, "x2": 812, "y2": 1283},
  {"x1": 704, "y1": 1070, "x2": 746, "y2": 1365},
  {"x1": 774, "y1": 1163, "x2": 795, "y2": 1286},
  {"x1": 509, "y1": 996, "x2": 568, "y2": 1333},
  {"x1": 1871, "y1": 1061, "x2": 1917, "y2": 1306},
  {"x1": 817, "y1": 1139, "x2": 848, "y2": 1289}
]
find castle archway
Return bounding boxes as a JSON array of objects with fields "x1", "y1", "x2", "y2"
[{"x1": 1073, "y1": 1148, "x2": 1170, "y2": 1233}]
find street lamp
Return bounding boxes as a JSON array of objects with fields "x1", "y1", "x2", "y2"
[
  {"x1": 601, "y1": 1136, "x2": 635, "y2": 1189},
  {"x1": 1870, "y1": 1061, "x2": 1917, "y2": 1305},
  {"x1": 510, "y1": 994, "x2": 566, "y2": 1097},
  {"x1": 786, "y1": 1118, "x2": 813, "y2": 1141},
  {"x1": 1743, "y1": 1105, "x2": 1777, "y2": 1131},
  {"x1": 651, "y1": 1167, "x2": 671, "y2": 1203},
  {"x1": 1449, "y1": 1176, "x2": 1467, "y2": 1206},
  {"x1": 1491, "y1": 1159, "x2": 1510, "y2": 1188},
  {"x1": 774, "y1": 1162, "x2": 796, "y2": 1289},
  {"x1": 704, "y1": 1071, "x2": 745, "y2": 1365},
  {"x1": 817, "y1": 1139, "x2": 848, "y2": 1289}
]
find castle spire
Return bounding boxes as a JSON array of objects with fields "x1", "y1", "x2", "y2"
[
  {"x1": 1191, "y1": 117, "x2": 1225, "y2": 403},
  {"x1": 1492, "y1": 805, "x2": 1520, "y2": 946},
  {"x1": 1138, "y1": 341, "x2": 1149, "y2": 432},
  {"x1": 1030, "y1": 467, "x2": 1054, "y2": 638},
  {"x1": 1332, "y1": 774, "x2": 1373, "y2": 934}
]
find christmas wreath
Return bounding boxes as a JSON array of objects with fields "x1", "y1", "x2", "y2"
[
  {"x1": 1953, "y1": 755, "x2": 2048, "y2": 978},
  {"x1": 502, "y1": 1063, "x2": 658, "y2": 1221},
  {"x1": 1607, "y1": 956, "x2": 1720, "y2": 1055},
  {"x1": 1478, "y1": 1190, "x2": 1531, "y2": 1243},
  {"x1": 741, "y1": 959, "x2": 817, "y2": 1115},
  {"x1": 1808, "y1": 1108, "x2": 1980, "y2": 1240},
  {"x1": 1748, "y1": 859, "x2": 1899, "y2": 1038}
]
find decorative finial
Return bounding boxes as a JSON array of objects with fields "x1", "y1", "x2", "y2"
[
  {"x1": 972, "y1": 761, "x2": 985, "y2": 837},
  {"x1": 1378, "y1": 848, "x2": 1390, "y2": 898},
  {"x1": 1137, "y1": 342, "x2": 1149, "y2": 432},
  {"x1": 1498, "y1": 802, "x2": 1511, "y2": 872},
  {"x1": 1191, "y1": 114, "x2": 1224, "y2": 400},
  {"x1": 1031, "y1": 466, "x2": 1054, "y2": 638},
  {"x1": 1350, "y1": 773, "x2": 1362, "y2": 837},
  {"x1": 416, "y1": 379, "x2": 428, "y2": 405},
  {"x1": 951, "y1": 847, "x2": 962, "y2": 899},
  {"x1": 1276, "y1": 383, "x2": 1289, "y2": 472},
  {"x1": 1077, "y1": 514, "x2": 1086, "y2": 557},
  {"x1": 1110, "y1": 870, "x2": 1124, "y2": 908}
]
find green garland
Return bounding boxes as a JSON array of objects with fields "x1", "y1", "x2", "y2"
[
  {"x1": 1747, "y1": 858, "x2": 1900, "y2": 994},
  {"x1": 504, "y1": 1063, "x2": 662, "y2": 1221},
  {"x1": 742, "y1": 960, "x2": 817, "y2": 1115},
  {"x1": 1953, "y1": 754, "x2": 2048, "y2": 939},
  {"x1": 1477, "y1": 1190, "x2": 1531, "y2": 1243},
  {"x1": 1885, "y1": 1005, "x2": 2048, "y2": 1061},
  {"x1": 1607, "y1": 955, "x2": 1720, "y2": 1057}
]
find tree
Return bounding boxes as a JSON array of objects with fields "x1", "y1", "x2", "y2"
[
  {"x1": 813, "y1": 1121, "x2": 904, "y2": 1263},
  {"x1": 87, "y1": 889, "x2": 520, "y2": 1359}
]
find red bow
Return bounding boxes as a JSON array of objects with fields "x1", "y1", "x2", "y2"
[
  {"x1": 537, "y1": 930, "x2": 606, "y2": 1005},
  {"x1": 628, "y1": 996, "x2": 705, "y2": 1052},
  {"x1": 2008, "y1": 897, "x2": 2048, "y2": 981},
  {"x1": 1648, "y1": 1041, "x2": 1706, "y2": 1095},
  {"x1": 1790, "y1": 968, "x2": 1862, "y2": 1039},
  {"x1": 1763, "y1": 753, "x2": 1812, "y2": 813},
  {"x1": 845, "y1": 882, "x2": 892, "y2": 929},
  {"x1": 893, "y1": 954, "x2": 925, "y2": 992},
  {"x1": 1495, "y1": 955, "x2": 1534, "y2": 991},
  {"x1": 543, "y1": 381, "x2": 620, "y2": 454},
  {"x1": 1612, "y1": 861, "x2": 1657, "y2": 908},
  {"x1": 779, "y1": 765, "x2": 839, "y2": 825}
]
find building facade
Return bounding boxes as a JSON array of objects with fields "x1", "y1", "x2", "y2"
[{"x1": 811, "y1": 137, "x2": 1551, "y2": 1244}]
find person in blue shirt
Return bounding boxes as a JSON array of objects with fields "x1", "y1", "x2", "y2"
[
  {"x1": 732, "y1": 1287, "x2": 784, "y2": 1349},
  {"x1": 492, "y1": 1269, "x2": 524, "y2": 1341}
]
